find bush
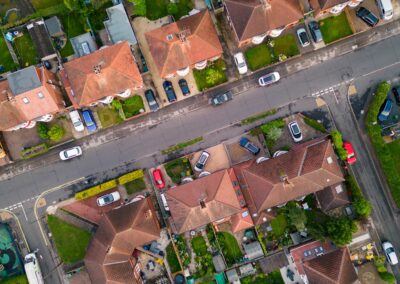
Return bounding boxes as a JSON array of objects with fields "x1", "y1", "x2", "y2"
[
  {"x1": 379, "y1": 271, "x2": 396, "y2": 284},
  {"x1": 331, "y1": 130, "x2": 347, "y2": 160},
  {"x1": 303, "y1": 116, "x2": 327, "y2": 133},
  {"x1": 37, "y1": 122, "x2": 50, "y2": 139},
  {"x1": 129, "y1": 0, "x2": 146, "y2": 16},
  {"x1": 20, "y1": 143, "x2": 49, "y2": 159},
  {"x1": 75, "y1": 179, "x2": 117, "y2": 200},
  {"x1": 48, "y1": 125, "x2": 65, "y2": 142},
  {"x1": 167, "y1": 3, "x2": 178, "y2": 14},
  {"x1": 260, "y1": 119, "x2": 285, "y2": 149},
  {"x1": 345, "y1": 175, "x2": 372, "y2": 218},
  {"x1": 326, "y1": 217, "x2": 357, "y2": 246},
  {"x1": 112, "y1": 99, "x2": 122, "y2": 110}
]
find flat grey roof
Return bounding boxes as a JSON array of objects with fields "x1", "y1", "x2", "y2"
[
  {"x1": 258, "y1": 250, "x2": 289, "y2": 274},
  {"x1": 44, "y1": 16, "x2": 63, "y2": 36},
  {"x1": 8, "y1": 66, "x2": 41, "y2": 95},
  {"x1": 70, "y1": 32, "x2": 98, "y2": 58},
  {"x1": 104, "y1": 4, "x2": 137, "y2": 45}
]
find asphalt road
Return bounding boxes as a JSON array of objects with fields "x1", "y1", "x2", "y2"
[{"x1": 3, "y1": 21, "x2": 400, "y2": 283}]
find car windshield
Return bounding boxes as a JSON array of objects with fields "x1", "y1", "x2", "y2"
[
  {"x1": 73, "y1": 121, "x2": 81, "y2": 127},
  {"x1": 300, "y1": 33, "x2": 307, "y2": 42},
  {"x1": 156, "y1": 180, "x2": 163, "y2": 185},
  {"x1": 148, "y1": 100, "x2": 156, "y2": 106},
  {"x1": 291, "y1": 124, "x2": 300, "y2": 134},
  {"x1": 262, "y1": 75, "x2": 275, "y2": 83},
  {"x1": 199, "y1": 154, "x2": 208, "y2": 163},
  {"x1": 64, "y1": 152, "x2": 69, "y2": 159},
  {"x1": 103, "y1": 195, "x2": 113, "y2": 203},
  {"x1": 238, "y1": 62, "x2": 246, "y2": 68},
  {"x1": 386, "y1": 247, "x2": 395, "y2": 254}
]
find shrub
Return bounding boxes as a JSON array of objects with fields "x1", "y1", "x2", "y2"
[
  {"x1": 167, "y1": 3, "x2": 178, "y2": 14},
  {"x1": 331, "y1": 130, "x2": 347, "y2": 160},
  {"x1": 118, "y1": 169, "x2": 144, "y2": 185},
  {"x1": 345, "y1": 175, "x2": 372, "y2": 218},
  {"x1": 260, "y1": 119, "x2": 285, "y2": 149},
  {"x1": 20, "y1": 143, "x2": 49, "y2": 159},
  {"x1": 112, "y1": 99, "x2": 122, "y2": 110},
  {"x1": 37, "y1": 122, "x2": 50, "y2": 139},
  {"x1": 325, "y1": 217, "x2": 357, "y2": 246},
  {"x1": 48, "y1": 125, "x2": 65, "y2": 142},
  {"x1": 129, "y1": 0, "x2": 146, "y2": 16},
  {"x1": 379, "y1": 271, "x2": 396, "y2": 284},
  {"x1": 75, "y1": 179, "x2": 117, "y2": 200},
  {"x1": 303, "y1": 116, "x2": 327, "y2": 133}
]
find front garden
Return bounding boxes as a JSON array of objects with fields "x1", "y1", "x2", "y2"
[
  {"x1": 319, "y1": 12, "x2": 353, "y2": 44},
  {"x1": 164, "y1": 157, "x2": 193, "y2": 184},
  {"x1": 97, "y1": 107, "x2": 123, "y2": 128},
  {"x1": 125, "y1": 177, "x2": 146, "y2": 195},
  {"x1": 193, "y1": 59, "x2": 228, "y2": 91}
]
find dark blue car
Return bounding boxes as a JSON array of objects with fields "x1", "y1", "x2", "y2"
[
  {"x1": 378, "y1": 99, "x2": 393, "y2": 122},
  {"x1": 239, "y1": 137, "x2": 260, "y2": 155},
  {"x1": 162, "y1": 81, "x2": 177, "y2": 103},
  {"x1": 82, "y1": 109, "x2": 97, "y2": 132}
]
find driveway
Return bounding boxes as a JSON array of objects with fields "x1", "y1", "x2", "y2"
[{"x1": 188, "y1": 144, "x2": 230, "y2": 174}]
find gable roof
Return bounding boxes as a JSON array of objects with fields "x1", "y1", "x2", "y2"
[
  {"x1": 230, "y1": 209, "x2": 254, "y2": 233},
  {"x1": 85, "y1": 198, "x2": 160, "y2": 284},
  {"x1": 224, "y1": 0, "x2": 303, "y2": 42},
  {"x1": 63, "y1": 41, "x2": 143, "y2": 107},
  {"x1": 165, "y1": 169, "x2": 243, "y2": 233},
  {"x1": 234, "y1": 139, "x2": 344, "y2": 221},
  {"x1": 145, "y1": 10, "x2": 223, "y2": 78},
  {"x1": 104, "y1": 4, "x2": 137, "y2": 45},
  {"x1": 315, "y1": 183, "x2": 350, "y2": 212},
  {"x1": 303, "y1": 247, "x2": 358, "y2": 284}
]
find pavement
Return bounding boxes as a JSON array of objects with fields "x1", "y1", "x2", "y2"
[{"x1": 3, "y1": 18, "x2": 400, "y2": 284}]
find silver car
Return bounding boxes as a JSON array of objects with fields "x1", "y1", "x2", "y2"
[{"x1": 194, "y1": 151, "x2": 210, "y2": 172}]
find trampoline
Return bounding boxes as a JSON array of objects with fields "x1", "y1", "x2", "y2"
[{"x1": 0, "y1": 223, "x2": 24, "y2": 281}]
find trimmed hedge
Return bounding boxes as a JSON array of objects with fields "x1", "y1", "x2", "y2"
[
  {"x1": 118, "y1": 169, "x2": 144, "y2": 185},
  {"x1": 303, "y1": 116, "x2": 327, "y2": 133},
  {"x1": 345, "y1": 175, "x2": 372, "y2": 219},
  {"x1": 20, "y1": 143, "x2": 49, "y2": 159},
  {"x1": 75, "y1": 179, "x2": 117, "y2": 200},
  {"x1": 331, "y1": 130, "x2": 347, "y2": 160}
]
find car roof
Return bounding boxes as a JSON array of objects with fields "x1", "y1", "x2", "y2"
[{"x1": 234, "y1": 52, "x2": 244, "y2": 61}]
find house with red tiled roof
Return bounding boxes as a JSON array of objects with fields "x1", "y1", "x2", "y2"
[
  {"x1": 61, "y1": 41, "x2": 143, "y2": 108},
  {"x1": 310, "y1": 0, "x2": 363, "y2": 17},
  {"x1": 85, "y1": 198, "x2": 160, "y2": 284},
  {"x1": 223, "y1": 0, "x2": 304, "y2": 47},
  {"x1": 315, "y1": 183, "x2": 350, "y2": 212},
  {"x1": 145, "y1": 10, "x2": 223, "y2": 78},
  {"x1": 165, "y1": 169, "x2": 254, "y2": 234},
  {"x1": 0, "y1": 66, "x2": 65, "y2": 131},
  {"x1": 234, "y1": 139, "x2": 344, "y2": 224}
]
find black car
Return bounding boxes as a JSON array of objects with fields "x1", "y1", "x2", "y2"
[
  {"x1": 178, "y1": 79, "x2": 190, "y2": 96},
  {"x1": 43, "y1": 60, "x2": 52, "y2": 70},
  {"x1": 144, "y1": 89, "x2": 159, "y2": 112},
  {"x1": 356, "y1": 7, "x2": 379, "y2": 27},
  {"x1": 308, "y1": 21, "x2": 323, "y2": 43},
  {"x1": 162, "y1": 81, "x2": 177, "y2": 103},
  {"x1": 211, "y1": 91, "x2": 232, "y2": 106},
  {"x1": 392, "y1": 87, "x2": 400, "y2": 105}
]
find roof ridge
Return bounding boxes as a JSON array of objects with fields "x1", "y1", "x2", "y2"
[
  {"x1": 297, "y1": 147, "x2": 308, "y2": 176},
  {"x1": 191, "y1": 10, "x2": 207, "y2": 35},
  {"x1": 337, "y1": 248, "x2": 347, "y2": 281},
  {"x1": 241, "y1": 4, "x2": 261, "y2": 41},
  {"x1": 161, "y1": 42, "x2": 180, "y2": 77}
]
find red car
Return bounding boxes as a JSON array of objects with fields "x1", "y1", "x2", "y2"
[
  {"x1": 343, "y1": 142, "x2": 356, "y2": 165},
  {"x1": 152, "y1": 169, "x2": 165, "y2": 189}
]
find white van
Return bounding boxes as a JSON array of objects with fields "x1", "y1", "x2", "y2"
[{"x1": 377, "y1": 0, "x2": 393, "y2": 20}]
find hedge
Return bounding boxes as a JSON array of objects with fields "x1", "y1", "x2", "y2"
[
  {"x1": 75, "y1": 179, "x2": 117, "y2": 200},
  {"x1": 331, "y1": 130, "x2": 347, "y2": 160},
  {"x1": 303, "y1": 116, "x2": 327, "y2": 133},
  {"x1": 20, "y1": 143, "x2": 49, "y2": 159},
  {"x1": 345, "y1": 175, "x2": 372, "y2": 218},
  {"x1": 118, "y1": 169, "x2": 144, "y2": 185}
]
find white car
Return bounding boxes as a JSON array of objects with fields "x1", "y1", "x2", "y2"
[
  {"x1": 194, "y1": 151, "x2": 210, "y2": 172},
  {"x1": 258, "y1": 72, "x2": 280, "y2": 86},
  {"x1": 288, "y1": 121, "x2": 303, "y2": 142},
  {"x1": 97, "y1": 191, "x2": 121, "y2": 207},
  {"x1": 69, "y1": 110, "x2": 84, "y2": 132},
  {"x1": 233, "y1": 52, "x2": 248, "y2": 75},
  {"x1": 297, "y1": 28, "x2": 310, "y2": 47},
  {"x1": 59, "y1": 146, "x2": 82, "y2": 161},
  {"x1": 383, "y1": 242, "x2": 398, "y2": 265}
]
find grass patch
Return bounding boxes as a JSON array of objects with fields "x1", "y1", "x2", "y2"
[
  {"x1": 191, "y1": 236, "x2": 208, "y2": 256},
  {"x1": 162, "y1": 136, "x2": 203, "y2": 155},
  {"x1": 1, "y1": 274, "x2": 29, "y2": 284},
  {"x1": 272, "y1": 34, "x2": 299, "y2": 58},
  {"x1": 319, "y1": 13, "x2": 353, "y2": 44},
  {"x1": 217, "y1": 232, "x2": 242, "y2": 266},
  {"x1": 164, "y1": 157, "x2": 193, "y2": 184},
  {"x1": 303, "y1": 116, "x2": 327, "y2": 133},
  {"x1": 166, "y1": 243, "x2": 181, "y2": 273},
  {"x1": 59, "y1": 12, "x2": 87, "y2": 57},
  {"x1": 31, "y1": 0, "x2": 63, "y2": 9},
  {"x1": 47, "y1": 215, "x2": 91, "y2": 264},
  {"x1": 270, "y1": 214, "x2": 288, "y2": 238},
  {"x1": 242, "y1": 109, "x2": 277, "y2": 125},
  {"x1": 146, "y1": 0, "x2": 193, "y2": 20},
  {"x1": 173, "y1": 0, "x2": 194, "y2": 19},
  {"x1": 260, "y1": 118, "x2": 285, "y2": 149},
  {"x1": 88, "y1": 1, "x2": 113, "y2": 32},
  {"x1": 122, "y1": 96, "x2": 144, "y2": 118},
  {"x1": 245, "y1": 44, "x2": 274, "y2": 71},
  {"x1": 241, "y1": 271, "x2": 284, "y2": 284},
  {"x1": 97, "y1": 107, "x2": 123, "y2": 128},
  {"x1": 13, "y1": 32, "x2": 38, "y2": 67},
  {"x1": 125, "y1": 177, "x2": 146, "y2": 195},
  {"x1": 193, "y1": 59, "x2": 227, "y2": 91},
  {"x1": 0, "y1": 37, "x2": 18, "y2": 72}
]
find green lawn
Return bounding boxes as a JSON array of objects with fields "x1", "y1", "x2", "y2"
[
  {"x1": 319, "y1": 12, "x2": 353, "y2": 44},
  {"x1": 1, "y1": 274, "x2": 28, "y2": 284},
  {"x1": 122, "y1": 95, "x2": 144, "y2": 118},
  {"x1": 47, "y1": 215, "x2": 92, "y2": 264},
  {"x1": 13, "y1": 32, "x2": 38, "y2": 67},
  {"x1": 59, "y1": 12, "x2": 87, "y2": 57},
  {"x1": 31, "y1": 0, "x2": 63, "y2": 9},
  {"x1": 97, "y1": 107, "x2": 123, "y2": 128},
  {"x1": 191, "y1": 236, "x2": 208, "y2": 256},
  {"x1": 193, "y1": 59, "x2": 227, "y2": 91},
  {"x1": 245, "y1": 44, "x2": 274, "y2": 71},
  {"x1": 161, "y1": 136, "x2": 203, "y2": 155},
  {"x1": 217, "y1": 232, "x2": 242, "y2": 266},
  {"x1": 270, "y1": 214, "x2": 288, "y2": 238},
  {"x1": 125, "y1": 177, "x2": 146, "y2": 195},
  {"x1": 0, "y1": 37, "x2": 18, "y2": 72},
  {"x1": 164, "y1": 157, "x2": 193, "y2": 184},
  {"x1": 273, "y1": 34, "x2": 299, "y2": 58},
  {"x1": 166, "y1": 243, "x2": 182, "y2": 273},
  {"x1": 241, "y1": 271, "x2": 284, "y2": 284},
  {"x1": 146, "y1": 0, "x2": 193, "y2": 20}
]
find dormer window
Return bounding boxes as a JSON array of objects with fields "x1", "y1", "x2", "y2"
[
  {"x1": 37, "y1": 92, "x2": 44, "y2": 99},
  {"x1": 22, "y1": 97, "x2": 29, "y2": 104}
]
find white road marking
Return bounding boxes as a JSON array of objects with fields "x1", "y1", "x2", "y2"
[{"x1": 20, "y1": 203, "x2": 28, "y2": 221}]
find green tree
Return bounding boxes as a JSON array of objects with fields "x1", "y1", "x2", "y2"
[
  {"x1": 379, "y1": 272, "x2": 396, "y2": 284},
  {"x1": 286, "y1": 206, "x2": 307, "y2": 231},
  {"x1": 353, "y1": 197, "x2": 372, "y2": 219},
  {"x1": 37, "y1": 122, "x2": 49, "y2": 140},
  {"x1": 326, "y1": 217, "x2": 357, "y2": 246},
  {"x1": 63, "y1": 0, "x2": 80, "y2": 11},
  {"x1": 129, "y1": 0, "x2": 146, "y2": 16},
  {"x1": 48, "y1": 125, "x2": 65, "y2": 142},
  {"x1": 167, "y1": 3, "x2": 178, "y2": 15},
  {"x1": 111, "y1": 99, "x2": 122, "y2": 110}
]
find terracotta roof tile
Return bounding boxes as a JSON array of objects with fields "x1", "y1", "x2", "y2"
[
  {"x1": 230, "y1": 209, "x2": 254, "y2": 232},
  {"x1": 63, "y1": 41, "x2": 143, "y2": 107},
  {"x1": 316, "y1": 183, "x2": 350, "y2": 212},
  {"x1": 145, "y1": 10, "x2": 223, "y2": 78},
  {"x1": 224, "y1": 0, "x2": 304, "y2": 42}
]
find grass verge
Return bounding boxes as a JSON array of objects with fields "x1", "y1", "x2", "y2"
[
  {"x1": 161, "y1": 136, "x2": 203, "y2": 155},
  {"x1": 241, "y1": 109, "x2": 277, "y2": 125}
]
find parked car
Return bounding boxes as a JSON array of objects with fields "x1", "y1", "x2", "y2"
[
  {"x1": 163, "y1": 81, "x2": 177, "y2": 102},
  {"x1": 392, "y1": 87, "x2": 400, "y2": 105},
  {"x1": 69, "y1": 110, "x2": 84, "y2": 132},
  {"x1": 82, "y1": 109, "x2": 97, "y2": 132},
  {"x1": 145, "y1": 89, "x2": 160, "y2": 112},
  {"x1": 59, "y1": 146, "x2": 82, "y2": 161},
  {"x1": 152, "y1": 169, "x2": 165, "y2": 189},
  {"x1": 178, "y1": 79, "x2": 190, "y2": 96},
  {"x1": 296, "y1": 28, "x2": 310, "y2": 47},
  {"x1": 258, "y1": 72, "x2": 280, "y2": 87},
  {"x1": 288, "y1": 121, "x2": 303, "y2": 142},
  {"x1": 382, "y1": 241, "x2": 398, "y2": 265},
  {"x1": 356, "y1": 7, "x2": 379, "y2": 27},
  {"x1": 343, "y1": 141, "x2": 357, "y2": 165},
  {"x1": 43, "y1": 60, "x2": 52, "y2": 70},
  {"x1": 233, "y1": 52, "x2": 248, "y2": 74},
  {"x1": 194, "y1": 151, "x2": 210, "y2": 172},
  {"x1": 239, "y1": 137, "x2": 260, "y2": 155},
  {"x1": 97, "y1": 191, "x2": 121, "y2": 207},
  {"x1": 308, "y1": 21, "x2": 323, "y2": 43},
  {"x1": 211, "y1": 91, "x2": 233, "y2": 106},
  {"x1": 378, "y1": 99, "x2": 393, "y2": 121}
]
